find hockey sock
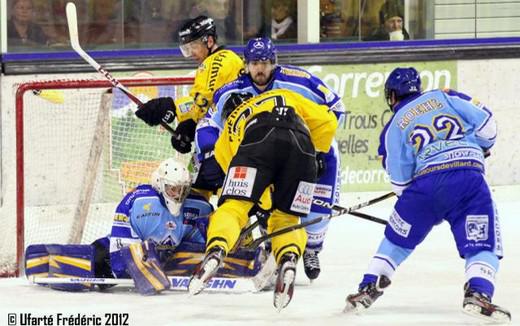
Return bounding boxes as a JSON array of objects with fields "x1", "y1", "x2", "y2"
[
  {"x1": 465, "y1": 250, "x2": 498, "y2": 298},
  {"x1": 361, "y1": 237, "x2": 412, "y2": 288}
]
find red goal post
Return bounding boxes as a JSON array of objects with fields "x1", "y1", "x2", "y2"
[{"x1": 7, "y1": 76, "x2": 194, "y2": 277}]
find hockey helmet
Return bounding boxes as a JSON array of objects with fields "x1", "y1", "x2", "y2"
[
  {"x1": 178, "y1": 16, "x2": 217, "y2": 57},
  {"x1": 151, "y1": 158, "x2": 191, "y2": 216},
  {"x1": 244, "y1": 37, "x2": 277, "y2": 63},
  {"x1": 384, "y1": 67, "x2": 421, "y2": 109},
  {"x1": 221, "y1": 92, "x2": 254, "y2": 120}
]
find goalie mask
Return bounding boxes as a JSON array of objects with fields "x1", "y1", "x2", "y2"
[{"x1": 151, "y1": 158, "x2": 191, "y2": 216}]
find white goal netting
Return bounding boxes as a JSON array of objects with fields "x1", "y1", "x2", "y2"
[{"x1": 0, "y1": 77, "x2": 193, "y2": 276}]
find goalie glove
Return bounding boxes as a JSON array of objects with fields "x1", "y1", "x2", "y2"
[
  {"x1": 135, "y1": 97, "x2": 176, "y2": 126},
  {"x1": 121, "y1": 240, "x2": 170, "y2": 295},
  {"x1": 171, "y1": 119, "x2": 197, "y2": 153}
]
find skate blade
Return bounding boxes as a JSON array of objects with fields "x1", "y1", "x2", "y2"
[
  {"x1": 462, "y1": 304, "x2": 511, "y2": 324},
  {"x1": 274, "y1": 270, "x2": 295, "y2": 312},
  {"x1": 343, "y1": 301, "x2": 365, "y2": 314},
  {"x1": 343, "y1": 295, "x2": 369, "y2": 314},
  {"x1": 188, "y1": 258, "x2": 219, "y2": 296}
]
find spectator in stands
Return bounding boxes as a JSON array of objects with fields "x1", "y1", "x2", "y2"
[
  {"x1": 364, "y1": 0, "x2": 410, "y2": 41},
  {"x1": 320, "y1": 0, "x2": 349, "y2": 40},
  {"x1": 271, "y1": 0, "x2": 297, "y2": 40},
  {"x1": 7, "y1": 0, "x2": 49, "y2": 48},
  {"x1": 84, "y1": 0, "x2": 123, "y2": 47},
  {"x1": 188, "y1": 0, "x2": 239, "y2": 45}
]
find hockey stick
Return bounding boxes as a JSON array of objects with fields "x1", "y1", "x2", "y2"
[
  {"x1": 348, "y1": 210, "x2": 387, "y2": 225},
  {"x1": 245, "y1": 192, "x2": 394, "y2": 250},
  {"x1": 65, "y1": 2, "x2": 175, "y2": 135},
  {"x1": 314, "y1": 197, "x2": 390, "y2": 225},
  {"x1": 29, "y1": 275, "x2": 257, "y2": 293},
  {"x1": 230, "y1": 220, "x2": 260, "y2": 253}
]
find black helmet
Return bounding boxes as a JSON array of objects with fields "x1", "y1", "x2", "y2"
[
  {"x1": 222, "y1": 92, "x2": 254, "y2": 120},
  {"x1": 178, "y1": 15, "x2": 217, "y2": 45}
]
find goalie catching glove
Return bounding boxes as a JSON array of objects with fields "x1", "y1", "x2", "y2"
[{"x1": 136, "y1": 97, "x2": 176, "y2": 126}]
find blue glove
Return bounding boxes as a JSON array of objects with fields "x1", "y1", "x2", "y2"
[{"x1": 135, "y1": 97, "x2": 176, "y2": 126}]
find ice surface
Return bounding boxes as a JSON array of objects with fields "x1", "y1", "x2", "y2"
[{"x1": 1, "y1": 187, "x2": 518, "y2": 326}]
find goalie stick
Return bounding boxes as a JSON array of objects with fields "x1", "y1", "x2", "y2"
[
  {"x1": 245, "y1": 192, "x2": 395, "y2": 250},
  {"x1": 28, "y1": 275, "x2": 257, "y2": 293},
  {"x1": 65, "y1": 2, "x2": 175, "y2": 135}
]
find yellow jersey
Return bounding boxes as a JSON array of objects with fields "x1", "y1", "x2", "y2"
[
  {"x1": 175, "y1": 48, "x2": 243, "y2": 123},
  {"x1": 215, "y1": 89, "x2": 338, "y2": 172}
]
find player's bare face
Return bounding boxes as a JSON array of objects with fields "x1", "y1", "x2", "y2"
[{"x1": 248, "y1": 60, "x2": 275, "y2": 87}]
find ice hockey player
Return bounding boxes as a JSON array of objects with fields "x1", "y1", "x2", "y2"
[
  {"x1": 344, "y1": 67, "x2": 511, "y2": 323},
  {"x1": 25, "y1": 158, "x2": 262, "y2": 295},
  {"x1": 134, "y1": 15, "x2": 243, "y2": 193},
  {"x1": 196, "y1": 37, "x2": 345, "y2": 281},
  {"x1": 188, "y1": 89, "x2": 338, "y2": 310}
]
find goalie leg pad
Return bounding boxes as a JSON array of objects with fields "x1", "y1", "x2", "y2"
[
  {"x1": 25, "y1": 244, "x2": 50, "y2": 280},
  {"x1": 46, "y1": 244, "x2": 95, "y2": 291},
  {"x1": 121, "y1": 241, "x2": 170, "y2": 295}
]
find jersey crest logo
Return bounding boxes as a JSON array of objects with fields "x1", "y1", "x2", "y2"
[
  {"x1": 143, "y1": 203, "x2": 151, "y2": 211},
  {"x1": 165, "y1": 221, "x2": 177, "y2": 230},
  {"x1": 466, "y1": 215, "x2": 489, "y2": 241}
]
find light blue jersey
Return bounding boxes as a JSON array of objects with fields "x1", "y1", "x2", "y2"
[
  {"x1": 109, "y1": 184, "x2": 213, "y2": 277},
  {"x1": 378, "y1": 89, "x2": 496, "y2": 195}
]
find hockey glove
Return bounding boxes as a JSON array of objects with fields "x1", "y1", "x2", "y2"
[
  {"x1": 135, "y1": 97, "x2": 176, "y2": 126},
  {"x1": 170, "y1": 119, "x2": 197, "y2": 153},
  {"x1": 248, "y1": 204, "x2": 271, "y2": 229},
  {"x1": 316, "y1": 152, "x2": 327, "y2": 179},
  {"x1": 121, "y1": 240, "x2": 170, "y2": 295},
  {"x1": 199, "y1": 155, "x2": 225, "y2": 189}
]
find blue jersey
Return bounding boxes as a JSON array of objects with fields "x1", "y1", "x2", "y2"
[
  {"x1": 378, "y1": 89, "x2": 496, "y2": 195},
  {"x1": 195, "y1": 65, "x2": 345, "y2": 155},
  {"x1": 109, "y1": 184, "x2": 213, "y2": 278}
]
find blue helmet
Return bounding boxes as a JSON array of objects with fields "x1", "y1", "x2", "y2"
[
  {"x1": 384, "y1": 67, "x2": 421, "y2": 108},
  {"x1": 244, "y1": 37, "x2": 277, "y2": 63}
]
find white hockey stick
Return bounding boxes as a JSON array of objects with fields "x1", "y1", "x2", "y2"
[
  {"x1": 29, "y1": 275, "x2": 257, "y2": 293},
  {"x1": 65, "y1": 2, "x2": 175, "y2": 134}
]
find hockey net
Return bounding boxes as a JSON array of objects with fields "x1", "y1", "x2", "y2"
[{"x1": 2, "y1": 76, "x2": 194, "y2": 277}]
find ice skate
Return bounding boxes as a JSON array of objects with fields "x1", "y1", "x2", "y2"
[
  {"x1": 462, "y1": 283, "x2": 511, "y2": 323},
  {"x1": 344, "y1": 275, "x2": 391, "y2": 313},
  {"x1": 303, "y1": 249, "x2": 320, "y2": 281},
  {"x1": 273, "y1": 252, "x2": 298, "y2": 312},
  {"x1": 188, "y1": 246, "x2": 225, "y2": 295}
]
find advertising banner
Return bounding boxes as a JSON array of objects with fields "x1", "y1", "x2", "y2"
[{"x1": 307, "y1": 61, "x2": 457, "y2": 191}]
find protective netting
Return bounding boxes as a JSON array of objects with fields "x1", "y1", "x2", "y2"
[{"x1": 0, "y1": 78, "x2": 192, "y2": 276}]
